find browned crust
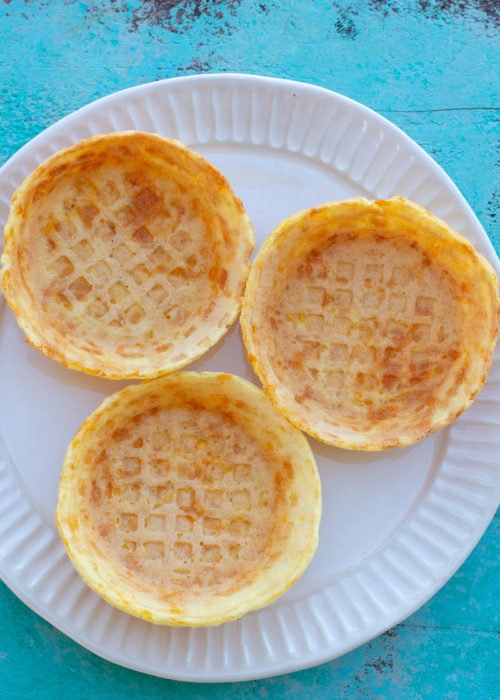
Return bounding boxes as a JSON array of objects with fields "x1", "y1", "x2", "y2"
[
  {"x1": 56, "y1": 372, "x2": 321, "y2": 626},
  {"x1": 1, "y1": 131, "x2": 255, "y2": 378},
  {"x1": 241, "y1": 197, "x2": 500, "y2": 450}
]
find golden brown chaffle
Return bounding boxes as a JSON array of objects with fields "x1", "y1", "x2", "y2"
[
  {"x1": 1, "y1": 131, "x2": 255, "y2": 378},
  {"x1": 56, "y1": 372, "x2": 321, "y2": 626},
  {"x1": 241, "y1": 197, "x2": 499, "y2": 450}
]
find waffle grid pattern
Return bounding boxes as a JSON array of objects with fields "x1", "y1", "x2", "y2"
[
  {"x1": 40, "y1": 172, "x2": 218, "y2": 357},
  {"x1": 86, "y1": 406, "x2": 276, "y2": 590},
  {"x1": 276, "y1": 239, "x2": 458, "y2": 417}
]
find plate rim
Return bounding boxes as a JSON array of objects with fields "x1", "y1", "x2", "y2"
[{"x1": 1, "y1": 72, "x2": 499, "y2": 270}]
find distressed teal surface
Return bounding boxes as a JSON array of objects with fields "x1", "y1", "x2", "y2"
[{"x1": 1, "y1": 1, "x2": 499, "y2": 698}]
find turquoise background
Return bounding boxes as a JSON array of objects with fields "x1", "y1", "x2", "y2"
[{"x1": 1, "y1": 2, "x2": 498, "y2": 698}]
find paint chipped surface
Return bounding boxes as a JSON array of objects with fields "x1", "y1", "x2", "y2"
[
  {"x1": 129, "y1": 0, "x2": 244, "y2": 34},
  {"x1": 369, "y1": 0, "x2": 499, "y2": 27},
  {"x1": 332, "y1": 3, "x2": 359, "y2": 39}
]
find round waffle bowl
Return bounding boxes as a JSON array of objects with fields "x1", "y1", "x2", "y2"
[
  {"x1": 56, "y1": 371, "x2": 321, "y2": 626},
  {"x1": 0, "y1": 131, "x2": 254, "y2": 378},
  {"x1": 241, "y1": 197, "x2": 499, "y2": 450}
]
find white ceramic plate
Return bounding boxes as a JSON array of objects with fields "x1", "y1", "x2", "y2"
[{"x1": 0, "y1": 74, "x2": 499, "y2": 682}]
